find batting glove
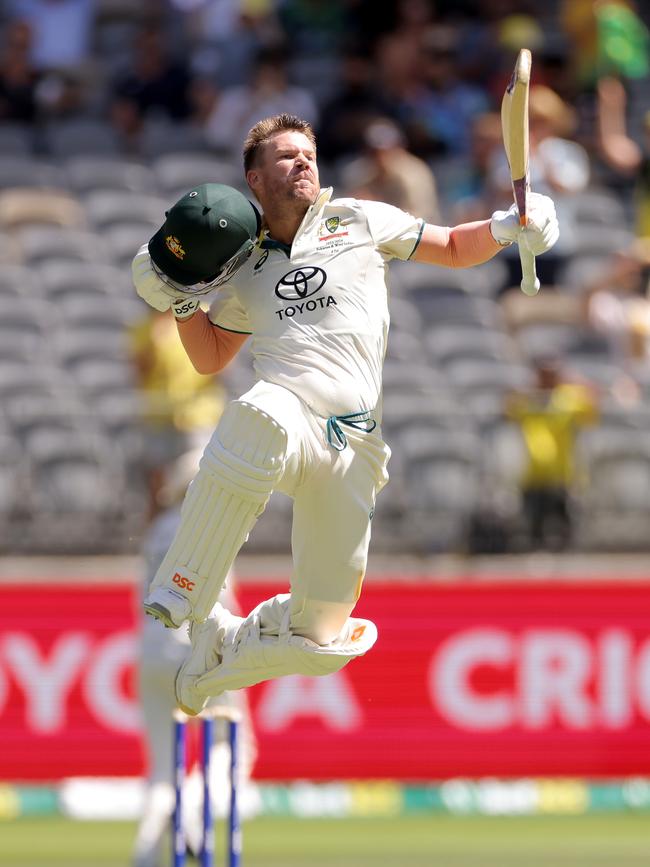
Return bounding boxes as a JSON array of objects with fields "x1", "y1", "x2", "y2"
[
  {"x1": 490, "y1": 193, "x2": 559, "y2": 255},
  {"x1": 131, "y1": 245, "x2": 200, "y2": 320},
  {"x1": 520, "y1": 193, "x2": 560, "y2": 256}
]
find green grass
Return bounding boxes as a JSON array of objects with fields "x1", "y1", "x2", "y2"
[{"x1": 1, "y1": 814, "x2": 649, "y2": 867}]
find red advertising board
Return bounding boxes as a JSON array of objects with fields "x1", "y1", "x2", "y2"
[{"x1": 1, "y1": 581, "x2": 650, "y2": 781}]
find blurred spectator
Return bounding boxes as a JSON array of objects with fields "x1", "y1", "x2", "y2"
[
  {"x1": 128, "y1": 308, "x2": 227, "y2": 516},
  {"x1": 449, "y1": 110, "x2": 504, "y2": 221},
  {"x1": 7, "y1": 0, "x2": 96, "y2": 71},
  {"x1": 109, "y1": 25, "x2": 193, "y2": 151},
  {"x1": 277, "y1": 0, "x2": 347, "y2": 57},
  {"x1": 7, "y1": 0, "x2": 97, "y2": 116},
  {"x1": 596, "y1": 75, "x2": 650, "y2": 235},
  {"x1": 372, "y1": 0, "x2": 437, "y2": 110},
  {"x1": 173, "y1": 0, "x2": 279, "y2": 86},
  {"x1": 316, "y1": 47, "x2": 399, "y2": 164},
  {"x1": 0, "y1": 19, "x2": 39, "y2": 122},
  {"x1": 133, "y1": 446, "x2": 257, "y2": 867},
  {"x1": 561, "y1": 0, "x2": 649, "y2": 92},
  {"x1": 397, "y1": 26, "x2": 490, "y2": 159},
  {"x1": 340, "y1": 117, "x2": 440, "y2": 223},
  {"x1": 197, "y1": 45, "x2": 318, "y2": 155},
  {"x1": 582, "y1": 240, "x2": 650, "y2": 362},
  {"x1": 505, "y1": 356, "x2": 599, "y2": 552}
]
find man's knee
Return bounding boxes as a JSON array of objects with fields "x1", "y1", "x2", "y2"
[{"x1": 203, "y1": 400, "x2": 288, "y2": 498}]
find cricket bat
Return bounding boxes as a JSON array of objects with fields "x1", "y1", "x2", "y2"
[{"x1": 501, "y1": 48, "x2": 540, "y2": 296}]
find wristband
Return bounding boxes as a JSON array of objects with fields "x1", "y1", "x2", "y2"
[{"x1": 171, "y1": 296, "x2": 201, "y2": 320}]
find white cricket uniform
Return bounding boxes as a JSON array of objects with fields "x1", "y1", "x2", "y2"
[{"x1": 206, "y1": 188, "x2": 424, "y2": 633}]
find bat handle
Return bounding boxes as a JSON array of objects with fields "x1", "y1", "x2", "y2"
[{"x1": 519, "y1": 244, "x2": 540, "y2": 296}]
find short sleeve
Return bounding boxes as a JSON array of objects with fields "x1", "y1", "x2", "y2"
[
  {"x1": 207, "y1": 285, "x2": 252, "y2": 334},
  {"x1": 361, "y1": 200, "x2": 425, "y2": 260}
]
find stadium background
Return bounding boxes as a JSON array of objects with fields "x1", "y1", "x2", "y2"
[{"x1": 1, "y1": 1, "x2": 650, "y2": 864}]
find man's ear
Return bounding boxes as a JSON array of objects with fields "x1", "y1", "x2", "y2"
[{"x1": 246, "y1": 169, "x2": 260, "y2": 194}]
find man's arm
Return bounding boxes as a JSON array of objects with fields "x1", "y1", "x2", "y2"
[
  {"x1": 177, "y1": 309, "x2": 248, "y2": 374},
  {"x1": 412, "y1": 220, "x2": 500, "y2": 268},
  {"x1": 131, "y1": 243, "x2": 248, "y2": 373},
  {"x1": 412, "y1": 192, "x2": 559, "y2": 269}
]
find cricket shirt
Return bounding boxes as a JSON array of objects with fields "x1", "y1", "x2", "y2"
[{"x1": 208, "y1": 187, "x2": 424, "y2": 418}]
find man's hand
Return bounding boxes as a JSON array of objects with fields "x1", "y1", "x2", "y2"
[
  {"x1": 132, "y1": 244, "x2": 200, "y2": 320},
  {"x1": 490, "y1": 193, "x2": 560, "y2": 255}
]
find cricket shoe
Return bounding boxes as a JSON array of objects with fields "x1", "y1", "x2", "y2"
[
  {"x1": 175, "y1": 603, "x2": 244, "y2": 716},
  {"x1": 143, "y1": 587, "x2": 192, "y2": 629}
]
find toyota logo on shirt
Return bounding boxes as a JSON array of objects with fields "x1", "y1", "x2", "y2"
[{"x1": 275, "y1": 267, "x2": 327, "y2": 301}]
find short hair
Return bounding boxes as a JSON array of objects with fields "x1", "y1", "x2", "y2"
[{"x1": 243, "y1": 114, "x2": 316, "y2": 173}]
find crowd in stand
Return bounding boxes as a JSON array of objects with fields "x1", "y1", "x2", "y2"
[{"x1": 0, "y1": 0, "x2": 650, "y2": 556}]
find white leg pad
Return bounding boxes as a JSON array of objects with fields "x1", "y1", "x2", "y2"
[
  {"x1": 194, "y1": 594, "x2": 378, "y2": 698},
  {"x1": 147, "y1": 402, "x2": 287, "y2": 622}
]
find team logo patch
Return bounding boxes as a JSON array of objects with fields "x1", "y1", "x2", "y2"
[
  {"x1": 325, "y1": 216, "x2": 340, "y2": 234},
  {"x1": 275, "y1": 266, "x2": 327, "y2": 300},
  {"x1": 165, "y1": 235, "x2": 185, "y2": 260}
]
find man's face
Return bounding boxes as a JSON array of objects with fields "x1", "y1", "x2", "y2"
[{"x1": 247, "y1": 130, "x2": 320, "y2": 210}]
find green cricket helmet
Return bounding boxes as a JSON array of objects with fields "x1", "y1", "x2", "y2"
[{"x1": 148, "y1": 183, "x2": 260, "y2": 295}]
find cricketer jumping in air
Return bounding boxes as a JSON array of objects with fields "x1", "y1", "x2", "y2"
[{"x1": 132, "y1": 112, "x2": 559, "y2": 716}]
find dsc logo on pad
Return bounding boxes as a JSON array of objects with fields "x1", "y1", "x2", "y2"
[{"x1": 173, "y1": 572, "x2": 195, "y2": 592}]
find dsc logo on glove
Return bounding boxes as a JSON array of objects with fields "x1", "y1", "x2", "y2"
[{"x1": 172, "y1": 572, "x2": 195, "y2": 592}]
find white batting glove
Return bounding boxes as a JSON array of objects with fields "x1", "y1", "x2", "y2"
[
  {"x1": 490, "y1": 193, "x2": 559, "y2": 255},
  {"x1": 520, "y1": 193, "x2": 560, "y2": 256},
  {"x1": 131, "y1": 244, "x2": 200, "y2": 320}
]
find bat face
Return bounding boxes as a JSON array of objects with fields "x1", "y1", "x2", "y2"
[
  {"x1": 501, "y1": 48, "x2": 532, "y2": 225},
  {"x1": 501, "y1": 47, "x2": 540, "y2": 296}
]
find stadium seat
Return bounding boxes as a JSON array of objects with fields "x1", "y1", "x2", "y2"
[
  {"x1": 0, "y1": 359, "x2": 61, "y2": 401},
  {"x1": 103, "y1": 223, "x2": 151, "y2": 270},
  {"x1": 0, "y1": 329, "x2": 47, "y2": 365},
  {"x1": 0, "y1": 158, "x2": 64, "y2": 189},
  {"x1": 83, "y1": 190, "x2": 166, "y2": 232},
  {"x1": 55, "y1": 293, "x2": 132, "y2": 330},
  {"x1": 35, "y1": 261, "x2": 120, "y2": 302},
  {"x1": 384, "y1": 330, "x2": 430, "y2": 364},
  {"x1": 444, "y1": 357, "x2": 533, "y2": 394},
  {"x1": 44, "y1": 119, "x2": 123, "y2": 156},
  {"x1": 0, "y1": 296, "x2": 50, "y2": 336},
  {"x1": 64, "y1": 156, "x2": 158, "y2": 195},
  {"x1": 573, "y1": 429, "x2": 650, "y2": 550},
  {"x1": 152, "y1": 153, "x2": 242, "y2": 197},
  {"x1": 25, "y1": 427, "x2": 129, "y2": 553},
  {"x1": 70, "y1": 357, "x2": 136, "y2": 398},
  {"x1": 139, "y1": 120, "x2": 211, "y2": 158},
  {"x1": 16, "y1": 225, "x2": 107, "y2": 267},
  {"x1": 0, "y1": 188, "x2": 86, "y2": 229},
  {"x1": 387, "y1": 296, "x2": 424, "y2": 337},
  {"x1": 424, "y1": 323, "x2": 519, "y2": 367},
  {"x1": 568, "y1": 187, "x2": 628, "y2": 227},
  {"x1": 0, "y1": 265, "x2": 40, "y2": 299},
  {"x1": 0, "y1": 433, "x2": 28, "y2": 542},
  {"x1": 381, "y1": 390, "x2": 463, "y2": 436},
  {"x1": 0, "y1": 123, "x2": 37, "y2": 155},
  {"x1": 399, "y1": 427, "x2": 481, "y2": 553},
  {"x1": 381, "y1": 358, "x2": 446, "y2": 395}
]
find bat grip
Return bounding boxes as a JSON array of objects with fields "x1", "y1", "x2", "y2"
[
  {"x1": 518, "y1": 243, "x2": 540, "y2": 296},
  {"x1": 518, "y1": 213, "x2": 540, "y2": 297}
]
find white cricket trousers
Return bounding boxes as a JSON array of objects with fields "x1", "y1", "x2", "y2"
[{"x1": 236, "y1": 380, "x2": 391, "y2": 644}]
